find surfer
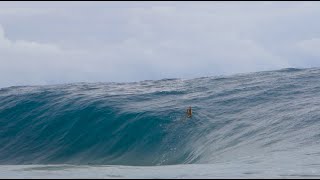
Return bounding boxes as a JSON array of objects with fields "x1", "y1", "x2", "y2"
[
  {"x1": 186, "y1": 106, "x2": 192, "y2": 118},
  {"x1": 179, "y1": 106, "x2": 192, "y2": 121}
]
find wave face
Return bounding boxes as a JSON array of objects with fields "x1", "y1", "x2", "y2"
[{"x1": 1, "y1": 68, "x2": 320, "y2": 166}]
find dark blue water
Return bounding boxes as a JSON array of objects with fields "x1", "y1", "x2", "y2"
[{"x1": 1, "y1": 67, "x2": 320, "y2": 167}]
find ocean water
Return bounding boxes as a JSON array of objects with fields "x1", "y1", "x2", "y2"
[{"x1": 1, "y1": 68, "x2": 320, "y2": 178}]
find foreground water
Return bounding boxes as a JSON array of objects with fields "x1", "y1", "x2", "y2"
[{"x1": 1, "y1": 67, "x2": 320, "y2": 178}]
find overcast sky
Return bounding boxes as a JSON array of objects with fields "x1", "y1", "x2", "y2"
[{"x1": 1, "y1": 1, "x2": 320, "y2": 88}]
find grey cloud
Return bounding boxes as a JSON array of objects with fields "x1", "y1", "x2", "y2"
[{"x1": 0, "y1": 2, "x2": 320, "y2": 88}]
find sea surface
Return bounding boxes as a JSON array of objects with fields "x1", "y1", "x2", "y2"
[{"x1": 1, "y1": 68, "x2": 320, "y2": 178}]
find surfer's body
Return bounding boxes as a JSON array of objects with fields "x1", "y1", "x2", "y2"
[{"x1": 187, "y1": 106, "x2": 192, "y2": 118}]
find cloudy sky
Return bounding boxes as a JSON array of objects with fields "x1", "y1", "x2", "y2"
[{"x1": 1, "y1": 1, "x2": 320, "y2": 88}]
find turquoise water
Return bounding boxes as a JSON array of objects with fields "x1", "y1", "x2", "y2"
[{"x1": 1, "y1": 67, "x2": 320, "y2": 178}]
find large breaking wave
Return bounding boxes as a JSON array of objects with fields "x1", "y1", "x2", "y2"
[{"x1": 1, "y1": 67, "x2": 320, "y2": 166}]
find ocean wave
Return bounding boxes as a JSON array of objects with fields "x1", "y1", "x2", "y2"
[{"x1": 1, "y1": 67, "x2": 320, "y2": 166}]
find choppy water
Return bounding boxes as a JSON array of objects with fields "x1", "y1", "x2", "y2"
[{"x1": 1, "y1": 67, "x2": 320, "y2": 178}]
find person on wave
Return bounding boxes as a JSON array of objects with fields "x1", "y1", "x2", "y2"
[{"x1": 186, "y1": 106, "x2": 192, "y2": 118}]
